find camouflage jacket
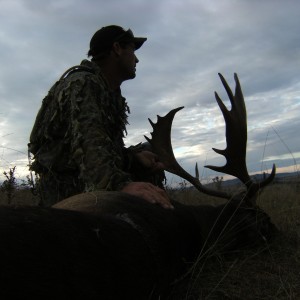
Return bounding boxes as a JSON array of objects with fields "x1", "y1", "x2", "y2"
[{"x1": 29, "y1": 60, "x2": 136, "y2": 199}]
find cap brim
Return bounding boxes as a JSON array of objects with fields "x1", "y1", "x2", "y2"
[{"x1": 133, "y1": 37, "x2": 147, "y2": 50}]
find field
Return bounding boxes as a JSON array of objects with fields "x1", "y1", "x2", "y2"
[
  {"x1": 0, "y1": 179, "x2": 299, "y2": 299},
  {"x1": 168, "y1": 180, "x2": 300, "y2": 299}
]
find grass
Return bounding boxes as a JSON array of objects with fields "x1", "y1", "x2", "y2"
[
  {"x1": 167, "y1": 180, "x2": 300, "y2": 299},
  {"x1": 0, "y1": 188, "x2": 40, "y2": 206},
  {"x1": 0, "y1": 178, "x2": 299, "y2": 299}
]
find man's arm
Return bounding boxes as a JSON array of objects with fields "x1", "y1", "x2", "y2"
[
  {"x1": 68, "y1": 74, "x2": 132, "y2": 191},
  {"x1": 121, "y1": 149, "x2": 173, "y2": 209},
  {"x1": 67, "y1": 74, "x2": 172, "y2": 208}
]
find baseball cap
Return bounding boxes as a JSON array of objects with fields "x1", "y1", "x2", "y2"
[{"x1": 88, "y1": 25, "x2": 147, "y2": 56}]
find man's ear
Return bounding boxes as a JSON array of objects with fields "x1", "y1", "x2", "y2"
[{"x1": 111, "y1": 42, "x2": 122, "y2": 57}]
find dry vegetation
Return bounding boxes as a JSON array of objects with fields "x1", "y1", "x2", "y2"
[
  {"x1": 0, "y1": 175, "x2": 299, "y2": 300},
  {"x1": 168, "y1": 180, "x2": 300, "y2": 300}
]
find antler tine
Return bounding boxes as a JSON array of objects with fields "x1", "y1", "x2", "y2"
[
  {"x1": 144, "y1": 107, "x2": 184, "y2": 174},
  {"x1": 145, "y1": 107, "x2": 231, "y2": 199},
  {"x1": 144, "y1": 106, "x2": 186, "y2": 176},
  {"x1": 205, "y1": 73, "x2": 276, "y2": 202}
]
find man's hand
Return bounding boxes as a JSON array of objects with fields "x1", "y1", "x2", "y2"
[
  {"x1": 121, "y1": 182, "x2": 173, "y2": 209},
  {"x1": 134, "y1": 151, "x2": 165, "y2": 173}
]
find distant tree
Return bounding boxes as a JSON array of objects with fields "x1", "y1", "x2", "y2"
[
  {"x1": 212, "y1": 176, "x2": 223, "y2": 191},
  {"x1": 1, "y1": 166, "x2": 17, "y2": 205},
  {"x1": 263, "y1": 172, "x2": 266, "y2": 180}
]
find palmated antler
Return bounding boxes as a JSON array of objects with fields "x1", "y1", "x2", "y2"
[
  {"x1": 145, "y1": 108, "x2": 232, "y2": 199},
  {"x1": 206, "y1": 73, "x2": 275, "y2": 203},
  {"x1": 145, "y1": 73, "x2": 276, "y2": 204}
]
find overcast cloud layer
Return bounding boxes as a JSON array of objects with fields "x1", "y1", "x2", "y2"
[{"x1": 0, "y1": 0, "x2": 299, "y2": 183}]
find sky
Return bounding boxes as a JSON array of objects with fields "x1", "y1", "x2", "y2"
[{"x1": 0, "y1": 0, "x2": 299, "y2": 185}]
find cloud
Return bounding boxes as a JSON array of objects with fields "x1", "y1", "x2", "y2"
[{"x1": 0, "y1": 0, "x2": 299, "y2": 184}]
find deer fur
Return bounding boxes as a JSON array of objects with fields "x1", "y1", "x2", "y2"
[{"x1": 0, "y1": 191, "x2": 276, "y2": 299}]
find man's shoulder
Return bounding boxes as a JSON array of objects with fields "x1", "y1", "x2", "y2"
[
  {"x1": 63, "y1": 60, "x2": 100, "y2": 80},
  {"x1": 57, "y1": 60, "x2": 107, "y2": 91}
]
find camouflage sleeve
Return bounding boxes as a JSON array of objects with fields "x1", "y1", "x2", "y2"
[{"x1": 65, "y1": 73, "x2": 132, "y2": 191}]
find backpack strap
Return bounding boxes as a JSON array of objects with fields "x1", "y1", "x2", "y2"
[{"x1": 59, "y1": 65, "x2": 95, "y2": 80}]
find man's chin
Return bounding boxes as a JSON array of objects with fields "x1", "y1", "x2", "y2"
[{"x1": 126, "y1": 73, "x2": 136, "y2": 80}]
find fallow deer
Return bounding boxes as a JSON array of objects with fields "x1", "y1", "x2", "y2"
[{"x1": 0, "y1": 74, "x2": 276, "y2": 300}]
